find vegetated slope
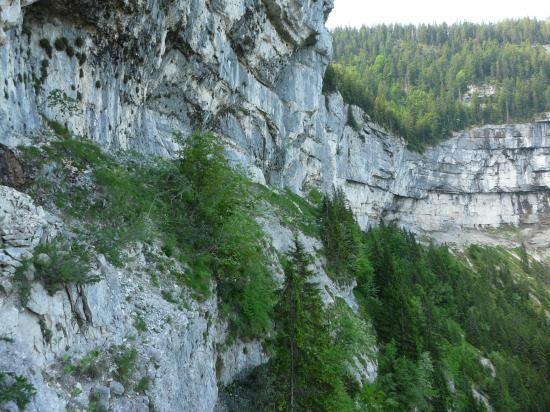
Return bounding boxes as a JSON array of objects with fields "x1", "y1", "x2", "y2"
[
  {"x1": 223, "y1": 191, "x2": 550, "y2": 411},
  {"x1": 19, "y1": 125, "x2": 277, "y2": 340},
  {"x1": 4, "y1": 124, "x2": 549, "y2": 411},
  {"x1": 360, "y1": 226, "x2": 550, "y2": 411},
  {"x1": 319, "y1": 192, "x2": 550, "y2": 411},
  {"x1": 327, "y1": 19, "x2": 550, "y2": 149}
]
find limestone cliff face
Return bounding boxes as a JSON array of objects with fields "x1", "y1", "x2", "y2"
[
  {"x1": 0, "y1": 0, "x2": 333, "y2": 165},
  {"x1": 1, "y1": 0, "x2": 548, "y2": 248},
  {"x1": 301, "y1": 95, "x2": 550, "y2": 249},
  {"x1": 0, "y1": 0, "x2": 549, "y2": 410},
  {"x1": 0, "y1": 2, "x2": 346, "y2": 410}
]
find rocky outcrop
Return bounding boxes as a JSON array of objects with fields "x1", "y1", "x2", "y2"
[
  {"x1": 0, "y1": 0, "x2": 332, "y2": 161},
  {"x1": 0, "y1": 186, "x2": 58, "y2": 275},
  {"x1": 1, "y1": 0, "x2": 548, "y2": 251},
  {"x1": 299, "y1": 95, "x2": 550, "y2": 249},
  {"x1": 0, "y1": 143, "x2": 26, "y2": 186},
  {"x1": 0, "y1": 0, "x2": 549, "y2": 410},
  {"x1": 0, "y1": 186, "x2": 221, "y2": 410}
]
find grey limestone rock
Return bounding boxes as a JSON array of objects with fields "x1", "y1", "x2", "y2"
[
  {"x1": 0, "y1": 0, "x2": 548, "y2": 411},
  {"x1": 109, "y1": 380, "x2": 125, "y2": 396},
  {"x1": 0, "y1": 0, "x2": 547, "y2": 252}
]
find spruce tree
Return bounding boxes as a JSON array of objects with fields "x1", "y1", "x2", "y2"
[{"x1": 272, "y1": 237, "x2": 353, "y2": 411}]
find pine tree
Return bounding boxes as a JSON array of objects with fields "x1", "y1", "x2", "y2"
[
  {"x1": 272, "y1": 237, "x2": 353, "y2": 411},
  {"x1": 320, "y1": 189, "x2": 364, "y2": 283}
]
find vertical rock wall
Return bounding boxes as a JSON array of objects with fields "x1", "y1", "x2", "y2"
[{"x1": 1, "y1": 0, "x2": 548, "y2": 246}]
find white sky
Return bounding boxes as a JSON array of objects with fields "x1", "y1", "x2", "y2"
[{"x1": 326, "y1": 0, "x2": 549, "y2": 28}]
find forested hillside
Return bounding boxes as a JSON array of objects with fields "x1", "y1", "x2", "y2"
[
  {"x1": 7, "y1": 124, "x2": 550, "y2": 412},
  {"x1": 222, "y1": 191, "x2": 550, "y2": 411},
  {"x1": 326, "y1": 19, "x2": 550, "y2": 149}
]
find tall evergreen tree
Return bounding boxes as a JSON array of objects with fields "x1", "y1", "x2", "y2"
[{"x1": 272, "y1": 237, "x2": 354, "y2": 411}]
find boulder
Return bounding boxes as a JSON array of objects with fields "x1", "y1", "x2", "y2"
[
  {"x1": 0, "y1": 145, "x2": 25, "y2": 188},
  {"x1": 109, "y1": 380, "x2": 125, "y2": 396}
]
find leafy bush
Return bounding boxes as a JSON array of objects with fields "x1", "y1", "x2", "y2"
[
  {"x1": 159, "y1": 133, "x2": 276, "y2": 337},
  {"x1": 63, "y1": 350, "x2": 106, "y2": 379},
  {"x1": 134, "y1": 314, "x2": 147, "y2": 333},
  {"x1": 38, "y1": 38, "x2": 52, "y2": 58},
  {"x1": 13, "y1": 259, "x2": 33, "y2": 306},
  {"x1": 114, "y1": 346, "x2": 137, "y2": 384},
  {"x1": 256, "y1": 185, "x2": 320, "y2": 237},
  {"x1": 46, "y1": 119, "x2": 72, "y2": 140},
  {"x1": 135, "y1": 376, "x2": 151, "y2": 394},
  {"x1": 32, "y1": 239, "x2": 99, "y2": 296},
  {"x1": 54, "y1": 37, "x2": 68, "y2": 51},
  {"x1": 0, "y1": 372, "x2": 36, "y2": 409},
  {"x1": 22, "y1": 132, "x2": 275, "y2": 338},
  {"x1": 13, "y1": 239, "x2": 98, "y2": 305}
]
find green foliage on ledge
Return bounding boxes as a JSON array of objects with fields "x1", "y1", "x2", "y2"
[
  {"x1": 14, "y1": 238, "x2": 98, "y2": 305},
  {"x1": 256, "y1": 185, "x2": 320, "y2": 238},
  {"x1": 33, "y1": 240, "x2": 97, "y2": 295},
  {"x1": 20, "y1": 130, "x2": 275, "y2": 339},
  {"x1": 166, "y1": 133, "x2": 276, "y2": 337},
  {"x1": 0, "y1": 372, "x2": 36, "y2": 410}
]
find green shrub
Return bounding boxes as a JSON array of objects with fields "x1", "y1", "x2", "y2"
[
  {"x1": 13, "y1": 259, "x2": 32, "y2": 306},
  {"x1": 306, "y1": 187, "x2": 323, "y2": 207},
  {"x1": 46, "y1": 119, "x2": 71, "y2": 140},
  {"x1": 77, "y1": 52, "x2": 87, "y2": 65},
  {"x1": 40, "y1": 59, "x2": 49, "y2": 80},
  {"x1": 114, "y1": 346, "x2": 137, "y2": 384},
  {"x1": 38, "y1": 38, "x2": 52, "y2": 58},
  {"x1": 161, "y1": 236, "x2": 178, "y2": 257},
  {"x1": 165, "y1": 133, "x2": 276, "y2": 337},
  {"x1": 161, "y1": 290, "x2": 178, "y2": 304},
  {"x1": 135, "y1": 376, "x2": 151, "y2": 394},
  {"x1": 0, "y1": 372, "x2": 36, "y2": 409},
  {"x1": 79, "y1": 350, "x2": 105, "y2": 379},
  {"x1": 65, "y1": 46, "x2": 75, "y2": 58},
  {"x1": 256, "y1": 185, "x2": 320, "y2": 237},
  {"x1": 32, "y1": 239, "x2": 99, "y2": 296},
  {"x1": 54, "y1": 37, "x2": 67, "y2": 51},
  {"x1": 134, "y1": 314, "x2": 147, "y2": 332},
  {"x1": 63, "y1": 350, "x2": 106, "y2": 379},
  {"x1": 180, "y1": 256, "x2": 211, "y2": 299}
]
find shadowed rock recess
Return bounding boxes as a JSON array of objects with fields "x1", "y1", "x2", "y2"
[{"x1": 0, "y1": 0, "x2": 549, "y2": 411}]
